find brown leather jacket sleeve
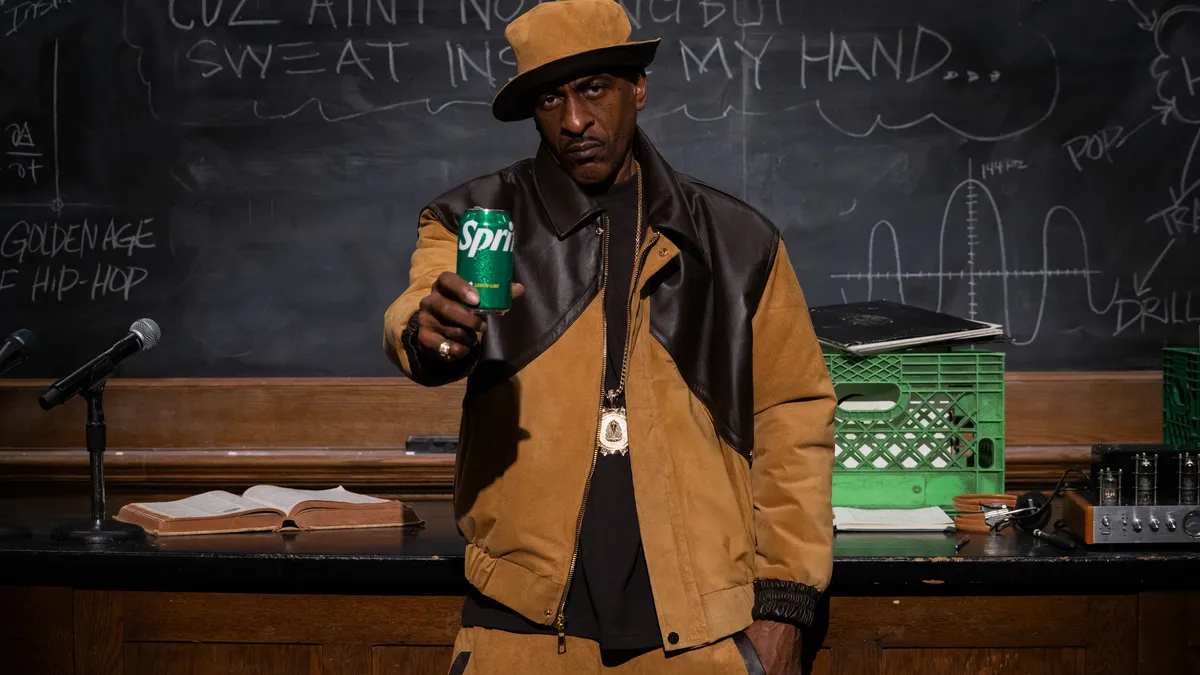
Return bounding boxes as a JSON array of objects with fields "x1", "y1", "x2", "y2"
[
  {"x1": 383, "y1": 208, "x2": 479, "y2": 386},
  {"x1": 748, "y1": 238, "x2": 837, "y2": 628}
]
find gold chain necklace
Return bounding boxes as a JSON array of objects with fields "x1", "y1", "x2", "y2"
[{"x1": 596, "y1": 160, "x2": 644, "y2": 456}]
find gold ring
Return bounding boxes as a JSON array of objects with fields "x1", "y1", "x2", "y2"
[{"x1": 437, "y1": 341, "x2": 453, "y2": 360}]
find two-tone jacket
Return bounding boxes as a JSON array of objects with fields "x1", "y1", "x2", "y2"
[{"x1": 383, "y1": 127, "x2": 836, "y2": 651}]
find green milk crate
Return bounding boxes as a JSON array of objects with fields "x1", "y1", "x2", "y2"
[
  {"x1": 824, "y1": 349, "x2": 1006, "y2": 509},
  {"x1": 1163, "y1": 347, "x2": 1200, "y2": 449}
]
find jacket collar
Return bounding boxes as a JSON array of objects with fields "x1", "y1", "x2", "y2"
[{"x1": 533, "y1": 127, "x2": 709, "y2": 268}]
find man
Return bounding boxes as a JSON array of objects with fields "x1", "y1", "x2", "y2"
[{"x1": 383, "y1": 1, "x2": 835, "y2": 673}]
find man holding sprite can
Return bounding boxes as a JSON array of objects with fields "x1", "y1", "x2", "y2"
[{"x1": 383, "y1": 2, "x2": 835, "y2": 674}]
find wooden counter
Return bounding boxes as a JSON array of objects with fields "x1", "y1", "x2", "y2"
[
  {"x1": 1, "y1": 497, "x2": 1198, "y2": 675},
  {"x1": 0, "y1": 373, "x2": 1192, "y2": 673}
]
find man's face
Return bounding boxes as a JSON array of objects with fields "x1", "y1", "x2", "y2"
[{"x1": 532, "y1": 71, "x2": 647, "y2": 187}]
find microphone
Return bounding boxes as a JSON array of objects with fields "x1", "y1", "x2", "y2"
[
  {"x1": 0, "y1": 329, "x2": 37, "y2": 376},
  {"x1": 38, "y1": 318, "x2": 161, "y2": 410}
]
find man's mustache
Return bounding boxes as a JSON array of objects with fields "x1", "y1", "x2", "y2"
[{"x1": 563, "y1": 137, "x2": 604, "y2": 152}]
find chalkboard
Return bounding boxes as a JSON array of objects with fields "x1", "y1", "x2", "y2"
[{"x1": 2, "y1": 0, "x2": 1199, "y2": 378}]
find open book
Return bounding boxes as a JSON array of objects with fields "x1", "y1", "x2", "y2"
[
  {"x1": 115, "y1": 485, "x2": 423, "y2": 536},
  {"x1": 833, "y1": 506, "x2": 954, "y2": 532}
]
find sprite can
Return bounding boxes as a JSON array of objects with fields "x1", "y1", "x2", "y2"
[{"x1": 456, "y1": 207, "x2": 514, "y2": 314}]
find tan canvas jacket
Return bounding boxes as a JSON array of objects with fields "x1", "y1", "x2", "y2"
[{"x1": 383, "y1": 129, "x2": 835, "y2": 652}]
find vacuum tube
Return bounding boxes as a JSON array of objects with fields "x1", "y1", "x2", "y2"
[
  {"x1": 1098, "y1": 467, "x2": 1122, "y2": 506},
  {"x1": 1179, "y1": 453, "x2": 1198, "y2": 506},
  {"x1": 1134, "y1": 452, "x2": 1157, "y2": 506}
]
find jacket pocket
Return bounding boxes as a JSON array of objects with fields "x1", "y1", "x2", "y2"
[
  {"x1": 447, "y1": 651, "x2": 471, "y2": 675},
  {"x1": 732, "y1": 632, "x2": 765, "y2": 675}
]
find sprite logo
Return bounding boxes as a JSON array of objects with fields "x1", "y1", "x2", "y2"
[{"x1": 458, "y1": 219, "x2": 515, "y2": 258}]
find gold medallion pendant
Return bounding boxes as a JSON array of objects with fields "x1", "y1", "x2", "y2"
[{"x1": 598, "y1": 406, "x2": 629, "y2": 456}]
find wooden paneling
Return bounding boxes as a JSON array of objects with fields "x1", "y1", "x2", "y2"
[
  {"x1": 0, "y1": 448, "x2": 455, "y2": 494},
  {"x1": 880, "y1": 649, "x2": 1085, "y2": 675},
  {"x1": 75, "y1": 589, "x2": 125, "y2": 675},
  {"x1": 810, "y1": 650, "x2": 831, "y2": 675},
  {"x1": 372, "y1": 646, "x2": 455, "y2": 675},
  {"x1": 323, "y1": 644, "x2": 372, "y2": 675},
  {"x1": 0, "y1": 444, "x2": 1093, "y2": 494},
  {"x1": 21, "y1": 589, "x2": 1179, "y2": 675},
  {"x1": 1003, "y1": 445, "x2": 1090, "y2": 490},
  {"x1": 1138, "y1": 592, "x2": 1200, "y2": 675},
  {"x1": 124, "y1": 643, "x2": 321, "y2": 675},
  {"x1": 120, "y1": 592, "x2": 464, "y2": 645},
  {"x1": 0, "y1": 587, "x2": 73, "y2": 675},
  {"x1": 1003, "y1": 372, "x2": 1162, "y2": 445},
  {"x1": 823, "y1": 597, "x2": 1092, "y2": 648},
  {"x1": 823, "y1": 596, "x2": 1137, "y2": 675},
  {"x1": 1086, "y1": 596, "x2": 1139, "y2": 675},
  {"x1": 0, "y1": 378, "x2": 465, "y2": 449},
  {"x1": 0, "y1": 372, "x2": 1164, "y2": 495},
  {"x1": 0, "y1": 372, "x2": 1162, "y2": 450},
  {"x1": 829, "y1": 648, "x2": 879, "y2": 675}
]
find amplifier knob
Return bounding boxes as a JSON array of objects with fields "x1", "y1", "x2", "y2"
[
  {"x1": 1184, "y1": 511, "x2": 1200, "y2": 538},
  {"x1": 1132, "y1": 516, "x2": 1143, "y2": 533},
  {"x1": 1148, "y1": 515, "x2": 1160, "y2": 532},
  {"x1": 1166, "y1": 515, "x2": 1177, "y2": 532},
  {"x1": 1101, "y1": 516, "x2": 1111, "y2": 528}
]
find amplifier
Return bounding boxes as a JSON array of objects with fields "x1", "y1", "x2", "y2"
[{"x1": 1061, "y1": 444, "x2": 1200, "y2": 545}]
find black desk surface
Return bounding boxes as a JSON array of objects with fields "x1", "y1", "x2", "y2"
[{"x1": 2, "y1": 496, "x2": 1198, "y2": 595}]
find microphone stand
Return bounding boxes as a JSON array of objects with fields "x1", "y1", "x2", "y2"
[{"x1": 50, "y1": 365, "x2": 145, "y2": 543}]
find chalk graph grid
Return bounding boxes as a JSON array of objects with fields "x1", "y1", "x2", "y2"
[{"x1": 831, "y1": 159, "x2": 1105, "y2": 345}]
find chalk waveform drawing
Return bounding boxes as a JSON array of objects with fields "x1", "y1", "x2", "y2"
[{"x1": 831, "y1": 160, "x2": 1117, "y2": 346}]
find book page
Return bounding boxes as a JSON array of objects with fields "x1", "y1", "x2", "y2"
[
  {"x1": 242, "y1": 485, "x2": 388, "y2": 514},
  {"x1": 129, "y1": 491, "x2": 276, "y2": 520}
]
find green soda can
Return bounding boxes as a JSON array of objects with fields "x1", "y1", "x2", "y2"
[{"x1": 456, "y1": 207, "x2": 514, "y2": 314}]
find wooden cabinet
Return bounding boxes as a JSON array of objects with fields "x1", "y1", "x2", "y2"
[
  {"x1": 814, "y1": 596, "x2": 1138, "y2": 675},
  {"x1": 4, "y1": 587, "x2": 1195, "y2": 675}
]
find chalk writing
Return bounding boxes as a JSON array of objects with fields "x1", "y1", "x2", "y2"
[
  {"x1": 813, "y1": 29, "x2": 1060, "y2": 143},
  {"x1": 2, "y1": 122, "x2": 43, "y2": 185},
  {"x1": 618, "y1": 0, "x2": 785, "y2": 30},
  {"x1": 1111, "y1": 289, "x2": 1200, "y2": 337},
  {"x1": 798, "y1": 26, "x2": 953, "y2": 89},
  {"x1": 1063, "y1": 110, "x2": 1171, "y2": 172},
  {"x1": 445, "y1": 40, "x2": 515, "y2": 88},
  {"x1": 980, "y1": 159, "x2": 1028, "y2": 181},
  {"x1": 1151, "y1": 5, "x2": 1200, "y2": 124},
  {"x1": 1148, "y1": 197, "x2": 1200, "y2": 236},
  {"x1": 185, "y1": 38, "x2": 412, "y2": 82},
  {"x1": 168, "y1": 0, "x2": 397, "y2": 30},
  {"x1": 1146, "y1": 127, "x2": 1200, "y2": 236},
  {"x1": 679, "y1": 35, "x2": 773, "y2": 90},
  {"x1": 2, "y1": 0, "x2": 71, "y2": 37},
  {"x1": 0, "y1": 218, "x2": 157, "y2": 302},
  {"x1": 124, "y1": 0, "x2": 1063, "y2": 144}
]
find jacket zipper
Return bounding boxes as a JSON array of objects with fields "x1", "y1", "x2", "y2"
[
  {"x1": 554, "y1": 218, "x2": 610, "y2": 654},
  {"x1": 554, "y1": 222, "x2": 660, "y2": 654},
  {"x1": 626, "y1": 231, "x2": 661, "y2": 347}
]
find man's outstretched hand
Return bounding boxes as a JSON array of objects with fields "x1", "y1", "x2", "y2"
[
  {"x1": 412, "y1": 272, "x2": 524, "y2": 361},
  {"x1": 744, "y1": 620, "x2": 802, "y2": 675}
]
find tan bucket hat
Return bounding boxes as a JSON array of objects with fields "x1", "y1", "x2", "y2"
[{"x1": 492, "y1": 0, "x2": 660, "y2": 122}]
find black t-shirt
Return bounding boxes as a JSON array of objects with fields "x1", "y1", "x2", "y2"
[{"x1": 460, "y1": 174, "x2": 663, "y2": 651}]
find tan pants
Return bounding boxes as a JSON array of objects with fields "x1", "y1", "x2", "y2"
[{"x1": 446, "y1": 627, "x2": 763, "y2": 675}]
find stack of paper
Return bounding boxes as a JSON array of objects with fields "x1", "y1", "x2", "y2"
[{"x1": 832, "y1": 506, "x2": 954, "y2": 532}]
